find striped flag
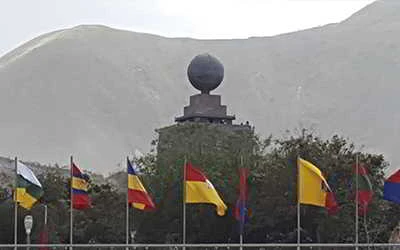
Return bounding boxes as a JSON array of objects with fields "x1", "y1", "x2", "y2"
[
  {"x1": 127, "y1": 158, "x2": 155, "y2": 210},
  {"x1": 384, "y1": 169, "x2": 400, "y2": 204},
  {"x1": 14, "y1": 161, "x2": 44, "y2": 210},
  {"x1": 71, "y1": 163, "x2": 91, "y2": 209}
]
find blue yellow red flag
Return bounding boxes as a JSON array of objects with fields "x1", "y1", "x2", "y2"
[
  {"x1": 127, "y1": 158, "x2": 155, "y2": 210},
  {"x1": 71, "y1": 163, "x2": 91, "y2": 209}
]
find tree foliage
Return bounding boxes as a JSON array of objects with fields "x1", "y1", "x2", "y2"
[{"x1": 0, "y1": 127, "x2": 399, "y2": 246}]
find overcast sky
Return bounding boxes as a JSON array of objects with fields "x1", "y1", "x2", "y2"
[{"x1": 1, "y1": 0, "x2": 375, "y2": 56}]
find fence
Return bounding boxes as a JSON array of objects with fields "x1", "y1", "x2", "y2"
[{"x1": 1, "y1": 244, "x2": 400, "y2": 250}]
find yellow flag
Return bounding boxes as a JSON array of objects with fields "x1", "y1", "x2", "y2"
[{"x1": 298, "y1": 158, "x2": 330, "y2": 207}]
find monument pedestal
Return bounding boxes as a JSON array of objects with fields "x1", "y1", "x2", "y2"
[{"x1": 175, "y1": 94, "x2": 235, "y2": 124}]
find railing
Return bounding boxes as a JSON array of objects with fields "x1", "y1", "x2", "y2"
[{"x1": 0, "y1": 243, "x2": 400, "y2": 249}]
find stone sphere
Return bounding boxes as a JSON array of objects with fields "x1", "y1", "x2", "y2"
[{"x1": 187, "y1": 53, "x2": 224, "y2": 94}]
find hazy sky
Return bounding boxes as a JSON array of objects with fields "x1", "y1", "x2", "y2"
[{"x1": 1, "y1": 0, "x2": 375, "y2": 56}]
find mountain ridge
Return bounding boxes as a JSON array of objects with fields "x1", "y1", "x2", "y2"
[{"x1": 1, "y1": 0, "x2": 400, "y2": 173}]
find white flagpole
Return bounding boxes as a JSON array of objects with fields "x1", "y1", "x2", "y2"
[
  {"x1": 239, "y1": 156, "x2": 244, "y2": 250},
  {"x1": 364, "y1": 211, "x2": 370, "y2": 250},
  {"x1": 297, "y1": 156, "x2": 301, "y2": 250},
  {"x1": 14, "y1": 157, "x2": 18, "y2": 250},
  {"x1": 44, "y1": 204, "x2": 48, "y2": 225},
  {"x1": 126, "y1": 157, "x2": 130, "y2": 250},
  {"x1": 355, "y1": 154, "x2": 359, "y2": 250},
  {"x1": 239, "y1": 227, "x2": 243, "y2": 249},
  {"x1": 70, "y1": 156, "x2": 73, "y2": 250},
  {"x1": 183, "y1": 157, "x2": 187, "y2": 250}
]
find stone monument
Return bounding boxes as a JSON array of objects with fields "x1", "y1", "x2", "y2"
[
  {"x1": 175, "y1": 53, "x2": 235, "y2": 125},
  {"x1": 151, "y1": 54, "x2": 257, "y2": 244},
  {"x1": 155, "y1": 53, "x2": 254, "y2": 168}
]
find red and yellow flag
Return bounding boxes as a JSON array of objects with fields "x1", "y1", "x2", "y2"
[
  {"x1": 298, "y1": 158, "x2": 339, "y2": 215},
  {"x1": 185, "y1": 162, "x2": 227, "y2": 216}
]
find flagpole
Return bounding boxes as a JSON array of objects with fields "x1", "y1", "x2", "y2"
[
  {"x1": 239, "y1": 226, "x2": 243, "y2": 249},
  {"x1": 70, "y1": 155, "x2": 73, "y2": 250},
  {"x1": 239, "y1": 156, "x2": 244, "y2": 250},
  {"x1": 126, "y1": 157, "x2": 130, "y2": 250},
  {"x1": 364, "y1": 212, "x2": 370, "y2": 250},
  {"x1": 183, "y1": 156, "x2": 187, "y2": 250},
  {"x1": 14, "y1": 157, "x2": 18, "y2": 250},
  {"x1": 355, "y1": 154, "x2": 359, "y2": 250},
  {"x1": 44, "y1": 204, "x2": 48, "y2": 225},
  {"x1": 297, "y1": 156, "x2": 301, "y2": 250}
]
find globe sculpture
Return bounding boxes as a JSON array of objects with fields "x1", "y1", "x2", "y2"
[{"x1": 187, "y1": 53, "x2": 224, "y2": 94}]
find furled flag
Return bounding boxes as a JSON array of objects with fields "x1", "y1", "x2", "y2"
[
  {"x1": 71, "y1": 162, "x2": 91, "y2": 209},
  {"x1": 185, "y1": 162, "x2": 227, "y2": 216},
  {"x1": 39, "y1": 224, "x2": 49, "y2": 250},
  {"x1": 353, "y1": 163, "x2": 373, "y2": 216},
  {"x1": 14, "y1": 161, "x2": 44, "y2": 210},
  {"x1": 298, "y1": 158, "x2": 339, "y2": 215},
  {"x1": 234, "y1": 168, "x2": 250, "y2": 234},
  {"x1": 383, "y1": 169, "x2": 400, "y2": 204},
  {"x1": 127, "y1": 158, "x2": 156, "y2": 210}
]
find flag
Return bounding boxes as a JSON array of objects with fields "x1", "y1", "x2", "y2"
[
  {"x1": 354, "y1": 163, "x2": 373, "y2": 215},
  {"x1": 127, "y1": 158, "x2": 156, "y2": 210},
  {"x1": 234, "y1": 168, "x2": 249, "y2": 220},
  {"x1": 234, "y1": 168, "x2": 249, "y2": 234},
  {"x1": 14, "y1": 161, "x2": 44, "y2": 210},
  {"x1": 39, "y1": 224, "x2": 49, "y2": 250},
  {"x1": 71, "y1": 163, "x2": 91, "y2": 209},
  {"x1": 298, "y1": 158, "x2": 339, "y2": 215},
  {"x1": 384, "y1": 170, "x2": 400, "y2": 203},
  {"x1": 185, "y1": 162, "x2": 227, "y2": 216}
]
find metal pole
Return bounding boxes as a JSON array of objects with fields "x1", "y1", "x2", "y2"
[
  {"x1": 126, "y1": 157, "x2": 130, "y2": 250},
  {"x1": 239, "y1": 156, "x2": 244, "y2": 250},
  {"x1": 297, "y1": 157, "x2": 301, "y2": 250},
  {"x1": 4, "y1": 243, "x2": 400, "y2": 248},
  {"x1": 44, "y1": 205, "x2": 48, "y2": 225},
  {"x1": 14, "y1": 157, "x2": 18, "y2": 250},
  {"x1": 364, "y1": 211, "x2": 370, "y2": 250},
  {"x1": 132, "y1": 209, "x2": 135, "y2": 245},
  {"x1": 26, "y1": 234, "x2": 30, "y2": 250},
  {"x1": 183, "y1": 157, "x2": 187, "y2": 250},
  {"x1": 44, "y1": 204, "x2": 48, "y2": 249},
  {"x1": 355, "y1": 154, "x2": 359, "y2": 250},
  {"x1": 70, "y1": 156, "x2": 73, "y2": 250}
]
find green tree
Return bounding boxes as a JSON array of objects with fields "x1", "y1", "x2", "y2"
[
  {"x1": 247, "y1": 130, "x2": 391, "y2": 247},
  {"x1": 1, "y1": 128, "x2": 398, "y2": 247},
  {"x1": 134, "y1": 128, "x2": 395, "y2": 246}
]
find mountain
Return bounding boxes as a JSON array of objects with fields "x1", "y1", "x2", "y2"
[{"x1": 1, "y1": 0, "x2": 400, "y2": 173}]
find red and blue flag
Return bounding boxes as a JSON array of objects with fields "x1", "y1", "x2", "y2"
[
  {"x1": 234, "y1": 168, "x2": 250, "y2": 234},
  {"x1": 384, "y1": 169, "x2": 400, "y2": 204}
]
